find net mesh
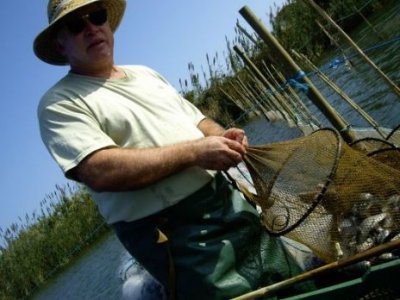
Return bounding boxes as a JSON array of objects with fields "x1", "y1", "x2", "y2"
[
  {"x1": 386, "y1": 124, "x2": 400, "y2": 145},
  {"x1": 239, "y1": 128, "x2": 400, "y2": 262},
  {"x1": 350, "y1": 137, "x2": 400, "y2": 171}
]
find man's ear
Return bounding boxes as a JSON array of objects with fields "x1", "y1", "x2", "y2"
[
  {"x1": 54, "y1": 29, "x2": 68, "y2": 57},
  {"x1": 55, "y1": 39, "x2": 65, "y2": 56}
]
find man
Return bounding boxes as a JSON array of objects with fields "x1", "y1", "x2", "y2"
[{"x1": 35, "y1": 0, "x2": 312, "y2": 298}]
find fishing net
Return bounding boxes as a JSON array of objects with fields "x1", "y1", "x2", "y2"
[
  {"x1": 386, "y1": 123, "x2": 400, "y2": 145},
  {"x1": 350, "y1": 137, "x2": 400, "y2": 171},
  {"x1": 239, "y1": 128, "x2": 400, "y2": 262}
]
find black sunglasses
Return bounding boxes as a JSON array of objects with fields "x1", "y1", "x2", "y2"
[{"x1": 64, "y1": 9, "x2": 108, "y2": 35}]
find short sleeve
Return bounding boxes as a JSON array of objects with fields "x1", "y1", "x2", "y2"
[{"x1": 38, "y1": 97, "x2": 117, "y2": 179}]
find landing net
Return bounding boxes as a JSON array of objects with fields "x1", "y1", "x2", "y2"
[{"x1": 239, "y1": 128, "x2": 400, "y2": 262}]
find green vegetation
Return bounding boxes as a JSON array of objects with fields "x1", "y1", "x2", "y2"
[
  {"x1": 0, "y1": 185, "x2": 108, "y2": 299},
  {"x1": 0, "y1": 0, "x2": 396, "y2": 299}
]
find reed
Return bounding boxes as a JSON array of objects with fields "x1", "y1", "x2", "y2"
[{"x1": 0, "y1": 185, "x2": 108, "y2": 299}]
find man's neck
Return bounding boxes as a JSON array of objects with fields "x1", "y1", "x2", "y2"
[{"x1": 70, "y1": 63, "x2": 125, "y2": 79}]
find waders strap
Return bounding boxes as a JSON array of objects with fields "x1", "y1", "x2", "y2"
[{"x1": 157, "y1": 229, "x2": 176, "y2": 300}]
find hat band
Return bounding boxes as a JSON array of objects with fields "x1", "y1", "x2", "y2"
[{"x1": 51, "y1": 0, "x2": 94, "y2": 23}]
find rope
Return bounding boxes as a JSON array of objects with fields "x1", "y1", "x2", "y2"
[
  {"x1": 318, "y1": 35, "x2": 400, "y2": 73},
  {"x1": 285, "y1": 71, "x2": 310, "y2": 93}
]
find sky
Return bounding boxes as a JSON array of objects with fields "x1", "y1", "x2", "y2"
[{"x1": 0, "y1": 0, "x2": 287, "y2": 236}]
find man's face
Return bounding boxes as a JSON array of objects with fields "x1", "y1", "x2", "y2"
[{"x1": 57, "y1": 4, "x2": 114, "y2": 71}]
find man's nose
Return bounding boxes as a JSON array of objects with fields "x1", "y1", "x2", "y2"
[{"x1": 83, "y1": 20, "x2": 100, "y2": 34}]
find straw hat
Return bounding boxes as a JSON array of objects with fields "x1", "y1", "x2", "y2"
[{"x1": 33, "y1": 0, "x2": 126, "y2": 65}]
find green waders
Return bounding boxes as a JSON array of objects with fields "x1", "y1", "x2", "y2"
[{"x1": 113, "y1": 173, "x2": 314, "y2": 299}]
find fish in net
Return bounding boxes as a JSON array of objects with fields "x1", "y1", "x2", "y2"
[{"x1": 238, "y1": 128, "x2": 400, "y2": 263}]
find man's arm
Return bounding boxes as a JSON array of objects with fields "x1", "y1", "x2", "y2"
[
  {"x1": 198, "y1": 118, "x2": 248, "y2": 146},
  {"x1": 197, "y1": 118, "x2": 226, "y2": 136},
  {"x1": 73, "y1": 129, "x2": 246, "y2": 192}
]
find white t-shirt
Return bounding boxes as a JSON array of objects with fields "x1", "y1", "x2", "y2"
[{"x1": 38, "y1": 65, "x2": 214, "y2": 223}]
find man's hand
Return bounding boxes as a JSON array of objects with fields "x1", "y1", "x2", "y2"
[
  {"x1": 223, "y1": 128, "x2": 248, "y2": 148},
  {"x1": 196, "y1": 118, "x2": 248, "y2": 170},
  {"x1": 197, "y1": 118, "x2": 248, "y2": 148},
  {"x1": 192, "y1": 136, "x2": 246, "y2": 171}
]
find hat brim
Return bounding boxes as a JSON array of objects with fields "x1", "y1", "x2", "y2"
[{"x1": 34, "y1": 0, "x2": 126, "y2": 65}]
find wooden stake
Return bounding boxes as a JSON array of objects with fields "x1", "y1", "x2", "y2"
[
  {"x1": 351, "y1": 3, "x2": 386, "y2": 41},
  {"x1": 231, "y1": 239, "x2": 400, "y2": 300},
  {"x1": 239, "y1": 6, "x2": 356, "y2": 143},
  {"x1": 292, "y1": 49, "x2": 386, "y2": 139},
  {"x1": 236, "y1": 21, "x2": 259, "y2": 46},
  {"x1": 235, "y1": 75, "x2": 278, "y2": 121},
  {"x1": 228, "y1": 81, "x2": 260, "y2": 116},
  {"x1": 268, "y1": 63, "x2": 322, "y2": 129},
  {"x1": 303, "y1": 0, "x2": 400, "y2": 98},
  {"x1": 316, "y1": 21, "x2": 350, "y2": 63},
  {"x1": 233, "y1": 45, "x2": 297, "y2": 123},
  {"x1": 262, "y1": 62, "x2": 321, "y2": 129}
]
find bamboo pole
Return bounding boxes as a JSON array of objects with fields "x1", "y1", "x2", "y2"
[
  {"x1": 292, "y1": 50, "x2": 386, "y2": 138},
  {"x1": 233, "y1": 45, "x2": 297, "y2": 123},
  {"x1": 220, "y1": 87, "x2": 263, "y2": 125},
  {"x1": 238, "y1": 72, "x2": 271, "y2": 111},
  {"x1": 231, "y1": 239, "x2": 400, "y2": 300},
  {"x1": 228, "y1": 81, "x2": 259, "y2": 116},
  {"x1": 228, "y1": 79, "x2": 266, "y2": 119},
  {"x1": 242, "y1": 69, "x2": 287, "y2": 121},
  {"x1": 351, "y1": 3, "x2": 386, "y2": 41},
  {"x1": 239, "y1": 6, "x2": 356, "y2": 144},
  {"x1": 268, "y1": 63, "x2": 322, "y2": 129},
  {"x1": 244, "y1": 67, "x2": 296, "y2": 126},
  {"x1": 303, "y1": 0, "x2": 400, "y2": 98},
  {"x1": 261, "y1": 62, "x2": 318, "y2": 128},
  {"x1": 220, "y1": 88, "x2": 247, "y2": 112},
  {"x1": 242, "y1": 69, "x2": 290, "y2": 123},
  {"x1": 235, "y1": 76, "x2": 278, "y2": 121},
  {"x1": 235, "y1": 69, "x2": 286, "y2": 121},
  {"x1": 316, "y1": 21, "x2": 351, "y2": 64}
]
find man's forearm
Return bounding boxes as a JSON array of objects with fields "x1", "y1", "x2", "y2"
[
  {"x1": 75, "y1": 135, "x2": 245, "y2": 192},
  {"x1": 197, "y1": 118, "x2": 226, "y2": 137},
  {"x1": 75, "y1": 141, "x2": 198, "y2": 192}
]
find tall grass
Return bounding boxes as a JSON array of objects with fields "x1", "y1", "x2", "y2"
[{"x1": 0, "y1": 184, "x2": 108, "y2": 299}]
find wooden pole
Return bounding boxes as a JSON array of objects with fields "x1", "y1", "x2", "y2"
[
  {"x1": 228, "y1": 81, "x2": 260, "y2": 116},
  {"x1": 267, "y1": 62, "x2": 321, "y2": 126},
  {"x1": 233, "y1": 45, "x2": 297, "y2": 122},
  {"x1": 262, "y1": 62, "x2": 321, "y2": 129},
  {"x1": 220, "y1": 88, "x2": 248, "y2": 114},
  {"x1": 303, "y1": 0, "x2": 400, "y2": 98},
  {"x1": 231, "y1": 239, "x2": 400, "y2": 300},
  {"x1": 351, "y1": 3, "x2": 386, "y2": 41},
  {"x1": 239, "y1": 6, "x2": 356, "y2": 144},
  {"x1": 235, "y1": 76, "x2": 280, "y2": 121},
  {"x1": 291, "y1": 49, "x2": 386, "y2": 139},
  {"x1": 242, "y1": 68, "x2": 291, "y2": 123},
  {"x1": 316, "y1": 21, "x2": 350, "y2": 63}
]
